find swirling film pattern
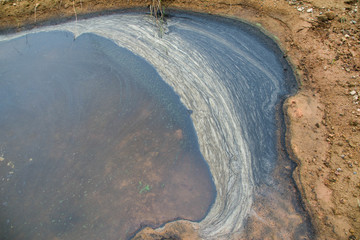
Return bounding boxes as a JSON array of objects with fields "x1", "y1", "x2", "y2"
[{"x1": 0, "y1": 12, "x2": 299, "y2": 239}]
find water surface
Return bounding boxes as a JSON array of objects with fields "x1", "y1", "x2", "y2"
[
  {"x1": 0, "y1": 11, "x2": 313, "y2": 239},
  {"x1": 0, "y1": 31, "x2": 215, "y2": 240}
]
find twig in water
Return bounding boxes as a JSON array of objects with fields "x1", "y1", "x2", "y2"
[
  {"x1": 150, "y1": 0, "x2": 166, "y2": 37},
  {"x1": 150, "y1": 0, "x2": 163, "y2": 20}
]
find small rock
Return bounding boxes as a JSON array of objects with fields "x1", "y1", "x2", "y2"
[
  {"x1": 349, "y1": 228, "x2": 355, "y2": 234},
  {"x1": 345, "y1": 34, "x2": 350, "y2": 38},
  {"x1": 349, "y1": 120, "x2": 358, "y2": 126},
  {"x1": 354, "y1": 95, "x2": 359, "y2": 101},
  {"x1": 351, "y1": 20, "x2": 357, "y2": 24},
  {"x1": 350, "y1": 90, "x2": 356, "y2": 95},
  {"x1": 340, "y1": 198, "x2": 345, "y2": 204},
  {"x1": 297, "y1": 7, "x2": 305, "y2": 12},
  {"x1": 325, "y1": 11, "x2": 336, "y2": 20},
  {"x1": 0, "y1": 157, "x2": 4, "y2": 162},
  {"x1": 317, "y1": 15, "x2": 328, "y2": 22},
  {"x1": 344, "y1": 0, "x2": 356, "y2": 4},
  {"x1": 7, "y1": 162, "x2": 14, "y2": 168},
  {"x1": 348, "y1": 141, "x2": 356, "y2": 147},
  {"x1": 307, "y1": 8, "x2": 313, "y2": 13}
]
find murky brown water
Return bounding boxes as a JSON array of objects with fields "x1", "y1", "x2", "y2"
[
  {"x1": 238, "y1": 110, "x2": 313, "y2": 240},
  {"x1": 0, "y1": 31, "x2": 215, "y2": 240}
]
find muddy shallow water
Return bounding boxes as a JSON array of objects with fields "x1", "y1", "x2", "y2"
[
  {"x1": 0, "y1": 11, "x2": 313, "y2": 239},
  {"x1": 0, "y1": 31, "x2": 215, "y2": 240}
]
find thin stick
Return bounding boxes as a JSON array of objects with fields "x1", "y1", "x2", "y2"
[
  {"x1": 150, "y1": 0, "x2": 163, "y2": 19},
  {"x1": 34, "y1": 1, "x2": 39, "y2": 22},
  {"x1": 73, "y1": 0, "x2": 78, "y2": 22}
]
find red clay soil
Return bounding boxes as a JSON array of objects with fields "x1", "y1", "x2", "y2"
[{"x1": 1, "y1": 0, "x2": 360, "y2": 239}]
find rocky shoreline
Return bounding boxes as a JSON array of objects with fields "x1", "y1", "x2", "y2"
[{"x1": 1, "y1": 0, "x2": 359, "y2": 239}]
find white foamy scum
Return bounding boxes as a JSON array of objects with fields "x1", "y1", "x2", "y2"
[{"x1": 0, "y1": 13, "x2": 289, "y2": 239}]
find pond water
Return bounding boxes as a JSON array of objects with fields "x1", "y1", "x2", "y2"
[
  {"x1": 0, "y1": 31, "x2": 215, "y2": 239},
  {"x1": 0, "y1": 11, "x2": 313, "y2": 240}
]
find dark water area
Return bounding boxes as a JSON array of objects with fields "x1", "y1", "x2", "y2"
[{"x1": 0, "y1": 31, "x2": 215, "y2": 240}]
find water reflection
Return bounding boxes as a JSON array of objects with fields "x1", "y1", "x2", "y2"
[{"x1": 0, "y1": 32, "x2": 215, "y2": 240}]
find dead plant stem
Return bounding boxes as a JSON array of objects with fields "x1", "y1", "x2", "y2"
[{"x1": 73, "y1": 0, "x2": 78, "y2": 22}]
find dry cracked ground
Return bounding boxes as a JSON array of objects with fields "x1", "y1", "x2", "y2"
[{"x1": 1, "y1": 0, "x2": 360, "y2": 239}]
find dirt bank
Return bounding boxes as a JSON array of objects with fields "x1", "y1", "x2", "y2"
[{"x1": 1, "y1": 0, "x2": 359, "y2": 239}]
